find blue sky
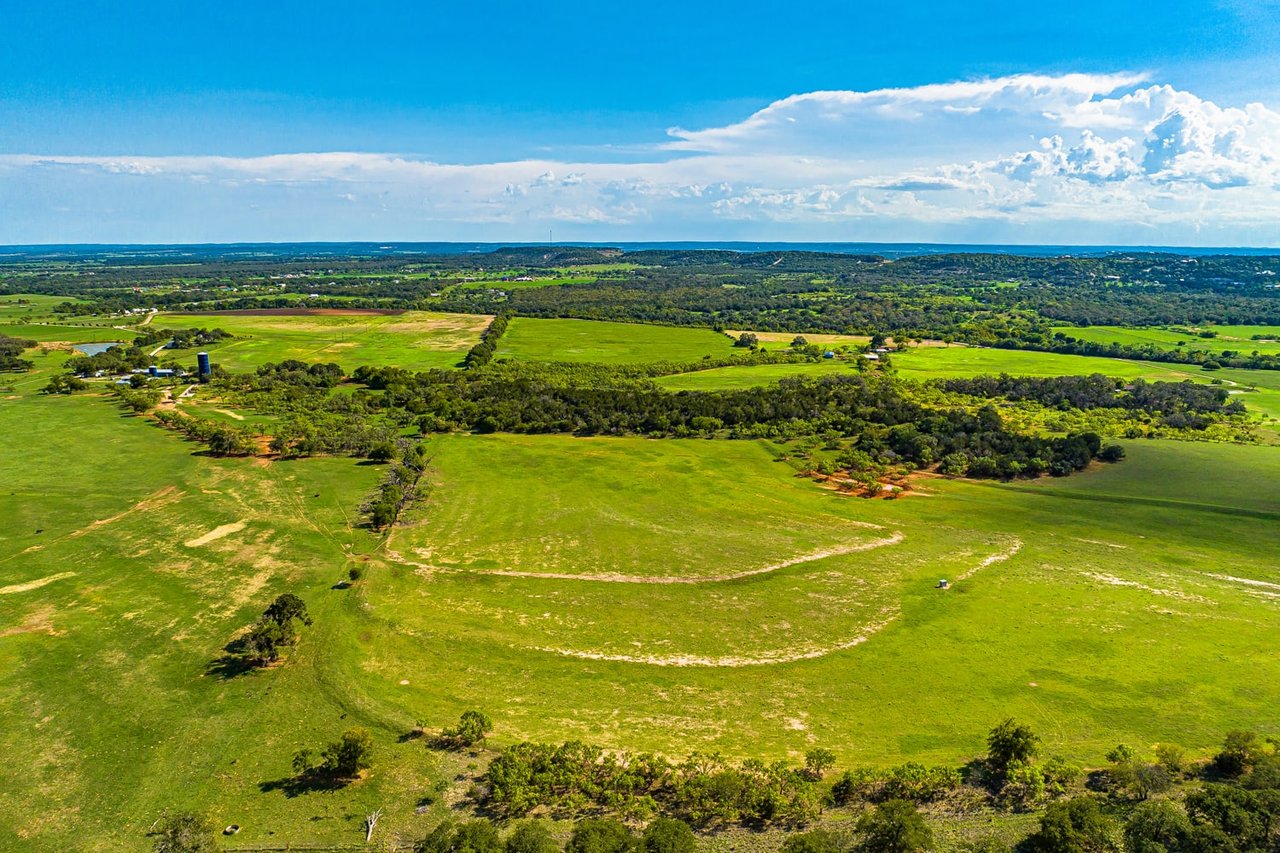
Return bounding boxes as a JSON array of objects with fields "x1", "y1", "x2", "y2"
[{"x1": 2, "y1": 1, "x2": 1279, "y2": 244}]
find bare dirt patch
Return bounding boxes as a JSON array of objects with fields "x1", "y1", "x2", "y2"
[
  {"x1": 1, "y1": 604, "x2": 61, "y2": 638},
  {"x1": 184, "y1": 521, "x2": 246, "y2": 548}
]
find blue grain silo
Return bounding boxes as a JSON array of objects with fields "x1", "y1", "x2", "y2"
[{"x1": 197, "y1": 352, "x2": 211, "y2": 378}]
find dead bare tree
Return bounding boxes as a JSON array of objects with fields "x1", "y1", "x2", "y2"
[{"x1": 365, "y1": 807, "x2": 383, "y2": 843}]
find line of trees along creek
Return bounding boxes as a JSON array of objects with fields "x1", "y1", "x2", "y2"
[{"x1": 151, "y1": 718, "x2": 1280, "y2": 853}]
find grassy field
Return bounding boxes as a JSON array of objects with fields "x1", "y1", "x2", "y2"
[
  {"x1": 151, "y1": 310, "x2": 492, "y2": 371},
  {"x1": 727, "y1": 330, "x2": 871, "y2": 347},
  {"x1": 496, "y1": 318, "x2": 739, "y2": 363},
  {"x1": 654, "y1": 344, "x2": 1280, "y2": 423},
  {"x1": 0, "y1": 321, "x2": 129, "y2": 344},
  {"x1": 1053, "y1": 324, "x2": 1280, "y2": 356},
  {"x1": 359, "y1": 435, "x2": 1280, "y2": 770}
]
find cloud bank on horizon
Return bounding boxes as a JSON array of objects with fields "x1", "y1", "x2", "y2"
[{"x1": 3, "y1": 72, "x2": 1279, "y2": 245}]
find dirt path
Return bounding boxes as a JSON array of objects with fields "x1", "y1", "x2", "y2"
[
  {"x1": 0, "y1": 571, "x2": 76, "y2": 595},
  {"x1": 954, "y1": 538, "x2": 1023, "y2": 582},
  {"x1": 399, "y1": 532, "x2": 906, "y2": 585},
  {"x1": 534, "y1": 606, "x2": 901, "y2": 667}
]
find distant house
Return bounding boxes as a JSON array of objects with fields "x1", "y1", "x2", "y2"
[
  {"x1": 822, "y1": 351, "x2": 835, "y2": 359},
  {"x1": 862, "y1": 353, "x2": 880, "y2": 361}
]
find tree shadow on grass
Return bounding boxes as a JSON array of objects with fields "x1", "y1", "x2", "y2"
[
  {"x1": 204, "y1": 637, "x2": 267, "y2": 679},
  {"x1": 259, "y1": 770, "x2": 351, "y2": 798}
]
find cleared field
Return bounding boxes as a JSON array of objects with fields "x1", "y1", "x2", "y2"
[
  {"x1": 151, "y1": 309, "x2": 491, "y2": 371},
  {"x1": 1053, "y1": 324, "x2": 1280, "y2": 356},
  {"x1": 495, "y1": 318, "x2": 738, "y2": 363},
  {"x1": 0, "y1": 321, "x2": 129, "y2": 344},
  {"x1": 366, "y1": 434, "x2": 1280, "y2": 766},
  {"x1": 726, "y1": 330, "x2": 871, "y2": 346},
  {"x1": 891, "y1": 346, "x2": 1280, "y2": 422}
]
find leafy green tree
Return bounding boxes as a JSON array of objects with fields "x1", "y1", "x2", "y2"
[
  {"x1": 506, "y1": 821, "x2": 561, "y2": 853},
  {"x1": 790, "y1": 336, "x2": 809, "y2": 348},
  {"x1": 1098, "y1": 445, "x2": 1125, "y2": 463},
  {"x1": 987, "y1": 719, "x2": 1040, "y2": 782},
  {"x1": 734, "y1": 332, "x2": 758, "y2": 349},
  {"x1": 452, "y1": 821, "x2": 504, "y2": 853},
  {"x1": 443, "y1": 710, "x2": 493, "y2": 748},
  {"x1": 263, "y1": 593, "x2": 312, "y2": 628},
  {"x1": 1153, "y1": 744, "x2": 1186, "y2": 777},
  {"x1": 1023, "y1": 797, "x2": 1119, "y2": 853},
  {"x1": 418, "y1": 822, "x2": 460, "y2": 853},
  {"x1": 367, "y1": 440, "x2": 398, "y2": 462},
  {"x1": 1241, "y1": 752, "x2": 1280, "y2": 790},
  {"x1": 804, "y1": 748, "x2": 837, "y2": 781},
  {"x1": 641, "y1": 818, "x2": 695, "y2": 853},
  {"x1": 319, "y1": 727, "x2": 374, "y2": 779},
  {"x1": 1213, "y1": 731, "x2": 1261, "y2": 777},
  {"x1": 152, "y1": 812, "x2": 219, "y2": 853},
  {"x1": 567, "y1": 818, "x2": 636, "y2": 853},
  {"x1": 857, "y1": 800, "x2": 932, "y2": 853},
  {"x1": 1184, "y1": 784, "x2": 1276, "y2": 851},
  {"x1": 1124, "y1": 800, "x2": 1191, "y2": 853},
  {"x1": 241, "y1": 619, "x2": 292, "y2": 664}
]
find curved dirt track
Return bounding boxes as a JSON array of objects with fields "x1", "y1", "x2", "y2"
[
  {"x1": 534, "y1": 607, "x2": 902, "y2": 667},
  {"x1": 399, "y1": 531, "x2": 906, "y2": 585}
]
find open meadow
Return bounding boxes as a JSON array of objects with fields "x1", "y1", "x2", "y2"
[
  {"x1": 150, "y1": 310, "x2": 492, "y2": 371},
  {"x1": 1053, "y1": 324, "x2": 1280, "y2": 356},
  {"x1": 657, "y1": 345, "x2": 1280, "y2": 424},
  {"x1": 495, "y1": 318, "x2": 739, "y2": 363}
]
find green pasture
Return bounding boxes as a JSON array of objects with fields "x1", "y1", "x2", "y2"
[
  {"x1": 0, "y1": 389, "x2": 449, "y2": 851},
  {"x1": 495, "y1": 318, "x2": 739, "y2": 364},
  {"x1": 0, "y1": 293, "x2": 88, "y2": 318},
  {"x1": 891, "y1": 346, "x2": 1280, "y2": 423},
  {"x1": 0, "y1": 321, "x2": 129, "y2": 344},
  {"x1": 150, "y1": 310, "x2": 492, "y2": 372},
  {"x1": 1053, "y1": 324, "x2": 1280, "y2": 356},
  {"x1": 362, "y1": 434, "x2": 1280, "y2": 769}
]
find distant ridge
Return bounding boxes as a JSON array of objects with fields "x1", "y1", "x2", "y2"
[{"x1": 0, "y1": 241, "x2": 1277, "y2": 263}]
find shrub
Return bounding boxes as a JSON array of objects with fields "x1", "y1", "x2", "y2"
[
  {"x1": 441, "y1": 710, "x2": 493, "y2": 748},
  {"x1": 856, "y1": 799, "x2": 932, "y2": 853},
  {"x1": 987, "y1": 719, "x2": 1039, "y2": 783},
  {"x1": 506, "y1": 821, "x2": 561, "y2": 853},
  {"x1": 641, "y1": 818, "x2": 695, "y2": 853},
  {"x1": 151, "y1": 812, "x2": 219, "y2": 853},
  {"x1": 782, "y1": 829, "x2": 843, "y2": 853},
  {"x1": 567, "y1": 819, "x2": 635, "y2": 853},
  {"x1": 1023, "y1": 797, "x2": 1118, "y2": 853}
]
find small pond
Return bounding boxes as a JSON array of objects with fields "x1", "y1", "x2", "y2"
[{"x1": 74, "y1": 342, "x2": 125, "y2": 356}]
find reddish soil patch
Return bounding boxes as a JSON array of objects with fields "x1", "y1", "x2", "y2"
[{"x1": 186, "y1": 307, "x2": 406, "y2": 317}]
